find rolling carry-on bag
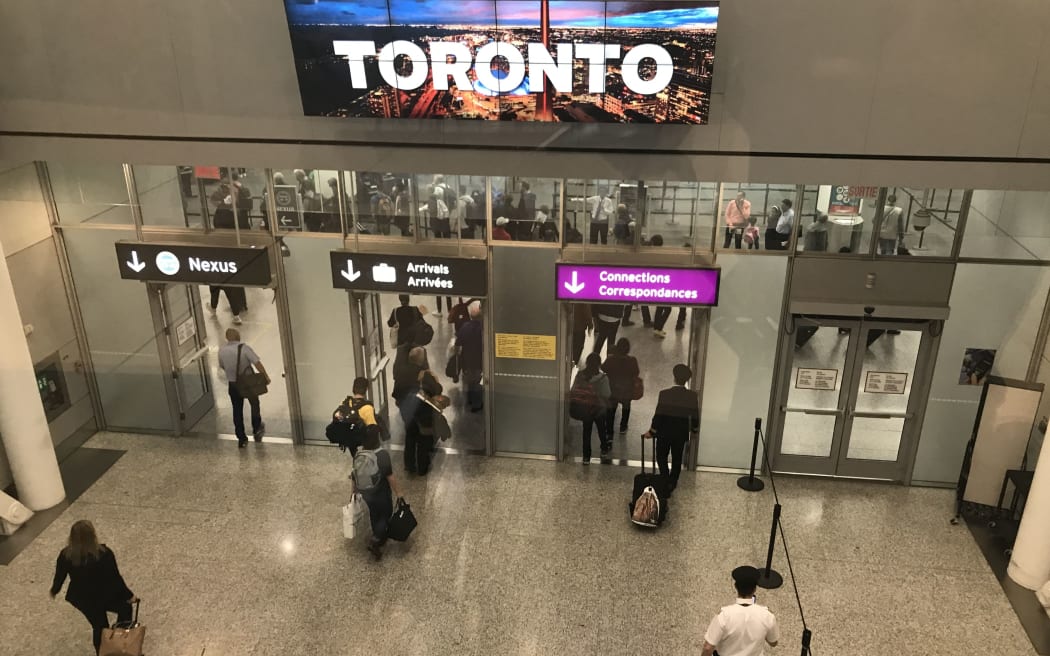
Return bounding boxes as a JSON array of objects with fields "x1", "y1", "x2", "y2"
[
  {"x1": 630, "y1": 434, "x2": 670, "y2": 525},
  {"x1": 99, "y1": 600, "x2": 145, "y2": 656}
]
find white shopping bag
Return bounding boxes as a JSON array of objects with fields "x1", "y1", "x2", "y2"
[{"x1": 342, "y1": 494, "x2": 368, "y2": 540}]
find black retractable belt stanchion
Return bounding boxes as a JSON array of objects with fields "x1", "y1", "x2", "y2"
[
  {"x1": 756, "y1": 503, "x2": 784, "y2": 589},
  {"x1": 737, "y1": 417, "x2": 765, "y2": 492},
  {"x1": 800, "y1": 628, "x2": 812, "y2": 655}
]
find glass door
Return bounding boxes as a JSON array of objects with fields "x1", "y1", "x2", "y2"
[
  {"x1": 771, "y1": 316, "x2": 936, "y2": 481},
  {"x1": 349, "y1": 292, "x2": 390, "y2": 426},
  {"x1": 149, "y1": 283, "x2": 214, "y2": 434}
]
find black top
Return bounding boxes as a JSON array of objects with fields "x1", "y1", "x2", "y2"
[
  {"x1": 456, "y1": 319, "x2": 484, "y2": 371},
  {"x1": 602, "y1": 354, "x2": 640, "y2": 402},
  {"x1": 650, "y1": 385, "x2": 700, "y2": 440},
  {"x1": 392, "y1": 345, "x2": 429, "y2": 401},
  {"x1": 388, "y1": 306, "x2": 424, "y2": 346},
  {"x1": 51, "y1": 545, "x2": 133, "y2": 610}
]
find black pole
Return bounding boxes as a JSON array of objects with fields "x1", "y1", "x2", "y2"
[
  {"x1": 757, "y1": 503, "x2": 784, "y2": 589},
  {"x1": 800, "y1": 628, "x2": 812, "y2": 656},
  {"x1": 737, "y1": 417, "x2": 765, "y2": 492}
]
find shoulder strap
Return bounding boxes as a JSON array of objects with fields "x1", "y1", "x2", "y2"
[{"x1": 236, "y1": 344, "x2": 244, "y2": 373}]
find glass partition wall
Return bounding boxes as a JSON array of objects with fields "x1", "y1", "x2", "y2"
[{"x1": 38, "y1": 158, "x2": 1050, "y2": 485}]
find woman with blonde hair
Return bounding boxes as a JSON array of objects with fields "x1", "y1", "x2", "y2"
[{"x1": 50, "y1": 520, "x2": 138, "y2": 654}]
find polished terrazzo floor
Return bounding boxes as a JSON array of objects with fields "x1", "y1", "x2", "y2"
[{"x1": 0, "y1": 432, "x2": 1034, "y2": 656}]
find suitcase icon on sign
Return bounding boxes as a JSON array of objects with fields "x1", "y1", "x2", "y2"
[{"x1": 372, "y1": 263, "x2": 397, "y2": 283}]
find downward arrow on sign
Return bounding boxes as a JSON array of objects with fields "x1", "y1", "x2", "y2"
[
  {"x1": 341, "y1": 260, "x2": 362, "y2": 282},
  {"x1": 126, "y1": 251, "x2": 146, "y2": 272},
  {"x1": 563, "y1": 270, "x2": 585, "y2": 294}
]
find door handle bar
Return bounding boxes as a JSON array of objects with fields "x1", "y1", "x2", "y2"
[
  {"x1": 782, "y1": 406, "x2": 843, "y2": 416},
  {"x1": 177, "y1": 346, "x2": 209, "y2": 370}
]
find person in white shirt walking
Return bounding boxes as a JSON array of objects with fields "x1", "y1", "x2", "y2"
[
  {"x1": 702, "y1": 566, "x2": 780, "y2": 656},
  {"x1": 217, "y1": 328, "x2": 270, "y2": 448},
  {"x1": 584, "y1": 190, "x2": 615, "y2": 244},
  {"x1": 878, "y1": 194, "x2": 905, "y2": 255}
]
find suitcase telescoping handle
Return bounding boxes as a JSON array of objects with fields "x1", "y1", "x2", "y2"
[
  {"x1": 640, "y1": 432, "x2": 657, "y2": 474},
  {"x1": 112, "y1": 599, "x2": 140, "y2": 630}
]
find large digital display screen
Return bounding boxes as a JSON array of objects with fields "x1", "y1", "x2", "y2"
[{"x1": 282, "y1": 1, "x2": 719, "y2": 124}]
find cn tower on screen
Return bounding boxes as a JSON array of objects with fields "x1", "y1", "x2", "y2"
[{"x1": 536, "y1": 0, "x2": 553, "y2": 120}]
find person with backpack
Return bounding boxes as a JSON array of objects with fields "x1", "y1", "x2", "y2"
[
  {"x1": 405, "y1": 368, "x2": 444, "y2": 475},
  {"x1": 644, "y1": 364, "x2": 700, "y2": 495},
  {"x1": 602, "y1": 338, "x2": 640, "y2": 436},
  {"x1": 327, "y1": 377, "x2": 380, "y2": 455},
  {"x1": 353, "y1": 425, "x2": 405, "y2": 561},
  {"x1": 571, "y1": 353, "x2": 612, "y2": 464},
  {"x1": 388, "y1": 294, "x2": 424, "y2": 347}
]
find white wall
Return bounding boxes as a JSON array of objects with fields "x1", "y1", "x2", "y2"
[
  {"x1": 913, "y1": 264, "x2": 1050, "y2": 484},
  {"x1": 1, "y1": 0, "x2": 1048, "y2": 161}
]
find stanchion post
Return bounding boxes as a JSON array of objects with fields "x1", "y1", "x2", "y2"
[
  {"x1": 757, "y1": 503, "x2": 784, "y2": 589},
  {"x1": 800, "y1": 628, "x2": 812, "y2": 655},
  {"x1": 737, "y1": 417, "x2": 765, "y2": 492}
]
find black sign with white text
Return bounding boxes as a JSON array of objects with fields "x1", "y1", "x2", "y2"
[
  {"x1": 329, "y1": 251, "x2": 487, "y2": 297},
  {"x1": 114, "y1": 242, "x2": 273, "y2": 286}
]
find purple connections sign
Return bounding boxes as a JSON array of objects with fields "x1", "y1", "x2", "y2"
[{"x1": 555, "y1": 263, "x2": 720, "y2": 306}]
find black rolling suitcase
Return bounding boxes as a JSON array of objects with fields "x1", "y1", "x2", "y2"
[{"x1": 630, "y1": 434, "x2": 670, "y2": 525}]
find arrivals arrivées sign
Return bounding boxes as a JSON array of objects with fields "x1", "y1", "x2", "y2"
[
  {"x1": 282, "y1": 1, "x2": 718, "y2": 124},
  {"x1": 555, "y1": 263, "x2": 719, "y2": 306},
  {"x1": 113, "y1": 242, "x2": 273, "y2": 286},
  {"x1": 329, "y1": 251, "x2": 487, "y2": 297}
]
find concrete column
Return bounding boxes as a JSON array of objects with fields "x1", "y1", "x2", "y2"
[
  {"x1": 0, "y1": 236, "x2": 65, "y2": 511},
  {"x1": 1009, "y1": 438, "x2": 1050, "y2": 589}
]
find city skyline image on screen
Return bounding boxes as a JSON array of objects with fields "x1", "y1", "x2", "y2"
[{"x1": 282, "y1": 1, "x2": 718, "y2": 124}]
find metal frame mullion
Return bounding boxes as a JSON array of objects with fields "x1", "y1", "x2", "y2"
[{"x1": 122, "y1": 163, "x2": 144, "y2": 240}]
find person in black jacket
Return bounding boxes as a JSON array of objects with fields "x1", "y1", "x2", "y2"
[
  {"x1": 50, "y1": 520, "x2": 138, "y2": 654},
  {"x1": 388, "y1": 294, "x2": 424, "y2": 347},
  {"x1": 644, "y1": 364, "x2": 700, "y2": 494}
]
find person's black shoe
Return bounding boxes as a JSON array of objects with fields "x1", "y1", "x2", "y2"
[
  {"x1": 676, "y1": 323, "x2": 685, "y2": 331},
  {"x1": 367, "y1": 541, "x2": 383, "y2": 561},
  {"x1": 619, "y1": 424, "x2": 628, "y2": 434},
  {"x1": 621, "y1": 320, "x2": 636, "y2": 327},
  {"x1": 253, "y1": 423, "x2": 265, "y2": 442},
  {"x1": 237, "y1": 438, "x2": 248, "y2": 449}
]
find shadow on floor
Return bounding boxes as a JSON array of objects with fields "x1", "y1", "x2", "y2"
[
  {"x1": 967, "y1": 518, "x2": 1050, "y2": 655},
  {"x1": 0, "y1": 448, "x2": 125, "y2": 566}
]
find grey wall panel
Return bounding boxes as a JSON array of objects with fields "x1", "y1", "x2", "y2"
[
  {"x1": 7, "y1": 239, "x2": 77, "y2": 362},
  {"x1": 491, "y1": 247, "x2": 560, "y2": 455},
  {"x1": 1, "y1": 0, "x2": 1049, "y2": 160},
  {"x1": 789, "y1": 258, "x2": 955, "y2": 309}
]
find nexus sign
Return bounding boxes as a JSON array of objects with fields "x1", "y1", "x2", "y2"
[
  {"x1": 333, "y1": 41, "x2": 674, "y2": 96},
  {"x1": 114, "y1": 242, "x2": 273, "y2": 286}
]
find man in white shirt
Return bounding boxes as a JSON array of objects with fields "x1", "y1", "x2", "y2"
[
  {"x1": 878, "y1": 194, "x2": 905, "y2": 255},
  {"x1": 584, "y1": 191, "x2": 615, "y2": 244},
  {"x1": 702, "y1": 566, "x2": 780, "y2": 656},
  {"x1": 218, "y1": 328, "x2": 270, "y2": 448},
  {"x1": 772, "y1": 198, "x2": 795, "y2": 250}
]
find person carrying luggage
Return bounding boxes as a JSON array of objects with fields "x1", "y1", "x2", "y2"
[
  {"x1": 405, "y1": 367, "x2": 444, "y2": 475},
  {"x1": 327, "y1": 377, "x2": 381, "y2": 455},
  {"x1": 644, "y1": 364, "x2": 700, "y2": 495},
  {"x1": 353, "y1": 426, "x2": 405, "y2": 561},
  {"x1": 50, "y1": 520, "x2": 139, "y2": 655},
  {"x1": 571, "y1": 352, "x2": 612, "y2": 464}
]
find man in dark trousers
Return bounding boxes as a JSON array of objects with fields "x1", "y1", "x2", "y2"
[{"x1": 644, "y1": 364, "x2": 699, "y2": 495}]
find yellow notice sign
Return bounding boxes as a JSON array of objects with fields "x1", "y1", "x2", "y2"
[{"x1": 495, "y1": 333, "x2": 557, "y2": 360}]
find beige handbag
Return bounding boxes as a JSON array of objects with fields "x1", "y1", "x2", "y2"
[{"x1": 99, "y1": 601, "x2": 145, "y2": 656}]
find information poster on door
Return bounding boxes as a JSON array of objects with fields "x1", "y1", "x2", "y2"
[
  {"x1": 495, "y1": 333, "x2": 556, "y2": 361},
  {"x1": 864, "y1": 371, "x2": 908, "y2": 394},
  {"x1": 795, "y1": 368, "x2": 838, "y2": 390}
]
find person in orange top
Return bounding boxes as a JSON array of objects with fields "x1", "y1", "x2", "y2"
[{"x1": 723, "y1": 191, "x2": 752, "y2": 249}]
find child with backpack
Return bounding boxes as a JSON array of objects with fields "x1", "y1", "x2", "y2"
[
  {"x1": 570, "y1": 353, "x2": 612, "y2": 464},
  {"x1": 353, "y1": 425, "x2": 404, "y2": 561}
]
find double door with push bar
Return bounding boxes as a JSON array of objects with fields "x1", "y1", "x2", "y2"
[
  {"x1": 148, "y1": 283, "x2": 214, "y2": 434},
  {"x1": 770, "y1": 316, "x2": 938, "y2": 481}
]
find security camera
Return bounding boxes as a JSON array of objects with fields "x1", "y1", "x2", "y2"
[{"x1": 863, "y1": 306, "x2": 875, "y2": 316}]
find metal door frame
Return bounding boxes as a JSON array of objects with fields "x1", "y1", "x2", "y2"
[
  {"x1": 147, "y1": 282, "x2": 214, "y2": 435},
  {"x1": 556, "y1": 301, "x2": 708, "y2": 469},
  {"x1": 769, "y1": 315, "x2": 939, "y2": 481}
]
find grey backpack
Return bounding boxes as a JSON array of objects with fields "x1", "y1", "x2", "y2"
[{"x1": 352, "y1": 449, "x2": 382, "y2": 491}]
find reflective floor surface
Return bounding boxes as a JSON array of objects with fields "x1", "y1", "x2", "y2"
[{"x1": 0, "y1": 432, "x2": 1033, "y2": 655}]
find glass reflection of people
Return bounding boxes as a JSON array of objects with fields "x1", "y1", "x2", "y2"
[
  {"x1": 392, "y1": 183, "x2": 412, "y2": 237},
  {"x1": 960, "y1": 349, "x2": 995, "y2": 385},
  {"x1": 723, "y1": 191, "x2": 751, "y2": 249},
  {"x1": 585, "y1": 189, "x2": 615, "y2": 244},
  {"x1": 879, "y1": 194, "x2": 905, "y2": 255},
  {"x1": 803, "y1": 212, "x2": 829, "y2": 252}
]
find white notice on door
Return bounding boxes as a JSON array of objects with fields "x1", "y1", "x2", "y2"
[
  {"x1": 795, "y1": 368, "x2": 838, "y2": 390},
  {"x1": 176, "y1": 317, "x2": 196, "y2": 345},
  {"x1": 864, "y1": 371, "x2": 908, "y2": 394}
]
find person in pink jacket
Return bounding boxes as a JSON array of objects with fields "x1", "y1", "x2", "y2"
[{"x1": 723, "y1": 192, "x2": 752, "y2": 249}]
